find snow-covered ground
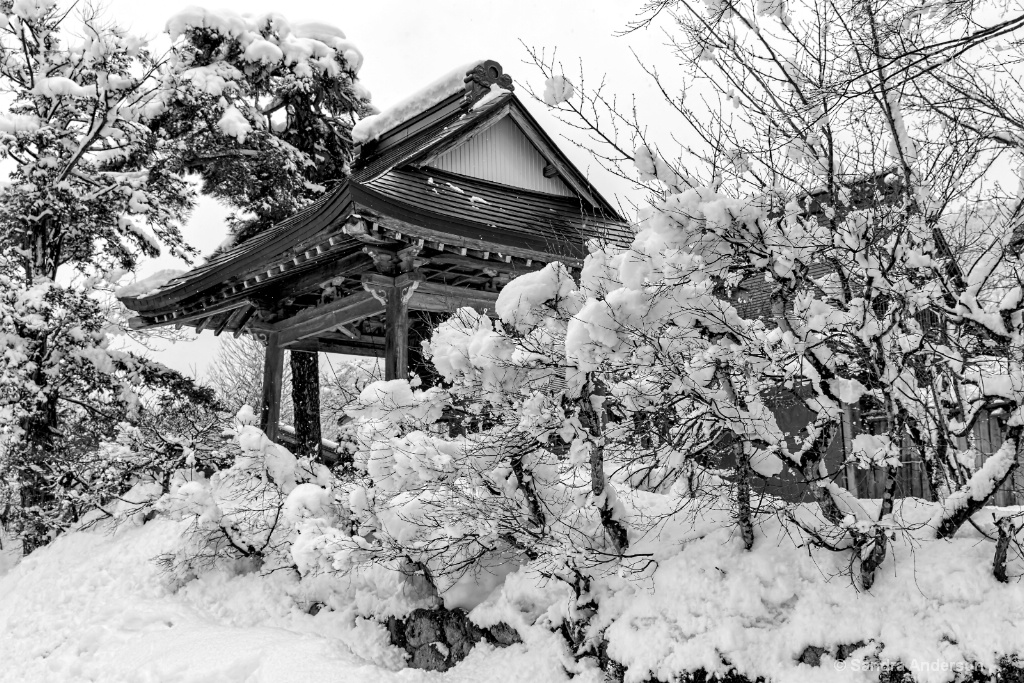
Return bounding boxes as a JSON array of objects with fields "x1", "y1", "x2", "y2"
[
  {"x1": 0, "y1": 520, "x2": 577, "y2": 683},
  {"x1": 3, "y1": 499, "x2": 1024, "y2": 683}
]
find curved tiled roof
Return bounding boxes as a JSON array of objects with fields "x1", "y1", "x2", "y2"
[
  {"x1": 120, "y1": 61, "x2": 631, "y2": 328},
  {"x1": 354, "y1": 167, "x2": 631, "y2": 259},
  {"x1": 122, "y1": 186, "x2": 355, "y2": 314}
]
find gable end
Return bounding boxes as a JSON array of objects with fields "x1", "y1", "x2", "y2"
[{"x1": 425, "y1": 116, "x2": 575, "y2": 197}]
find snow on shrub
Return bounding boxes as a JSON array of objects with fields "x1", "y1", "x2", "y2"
[
  {"x1": 495, "y1": 262, "x2": 582, "y2": 334},
  {"x1": 156, "y1": 406, "x2": 334, "y2": 579},
  {"x1": 291, "y1": 131, "x2": 1024, "y2": 675}
]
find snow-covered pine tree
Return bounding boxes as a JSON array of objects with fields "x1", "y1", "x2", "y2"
[
  {"x1": 154, "y1": 9, "x2": 375, "y2": 460},
  {"x1": 0, "y1": 0, "x2": 194, "y2": 445},
  {"x1": 0, "y1": 0, "x2": 209, "y2": 549}
]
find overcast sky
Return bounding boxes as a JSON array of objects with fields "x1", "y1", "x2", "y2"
[{"x1": 107, "y1": 0, "x2": 670, "y2": 378}]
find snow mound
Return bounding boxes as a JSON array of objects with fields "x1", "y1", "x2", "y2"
[
  {"x1": 0, "y1": 520, "x2": 390, "y2": 682},
  {"x1": 593, "y1": 505, "x2": 1024, "y2": 683},
  {"x1": 352, "y1": 60, "x2": 484, "y2": 144},
  {"x1": 0, "y1": 520, "x2": 578, "y2": 683}
]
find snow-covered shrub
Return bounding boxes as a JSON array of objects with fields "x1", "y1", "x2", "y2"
[
  {"x1": 328, "y1": 170, "x2": 1024, "y2": 674},
  {"x1": 156, "y1": 406, "x2": 338, "y2": 581},
  {"x1": 78, "y1": 395, "x2": 233, "y2": 525},
  {"x1": 332, "y1": 268, "x2": 731, "y2": 620},
  {"x1": 519, "y1": 0, "x2": 1024, "y2": 603},
  {"x1": 149, "y1": 406, "x2": 446, "y2": 628}
]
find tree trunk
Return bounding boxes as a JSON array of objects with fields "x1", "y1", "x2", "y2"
[
  {"x1": 736, "y1": 441, "x2": 755, "y2": 550},
  {"x1": 935, "y1": 428, "x2": 1021, "y2": 539},
  {"x1": 289, "y1": 350, "x2": 322, "y2": 461},
  {"x1": 993, "y1": 516, "x2": 1015, "y2": 583},
  {"x1": 858, "y1": 526, "x2": 887, "y2": 591},
  {"x1": 581, "y1": 378, "x2": 629, "y2": 555}
]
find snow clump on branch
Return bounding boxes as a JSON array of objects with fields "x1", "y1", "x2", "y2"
[{"x1": 542, "y1": 75, "x2": 575, "y2": 106}]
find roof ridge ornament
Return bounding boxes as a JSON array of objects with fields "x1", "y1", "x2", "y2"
[{"x1": 464, "y1": 60, "x2": 514, "y2": 105}]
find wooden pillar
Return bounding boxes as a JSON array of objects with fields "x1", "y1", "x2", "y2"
[
  {"x1": 385, "y1": 283, "x2": 410, "y2": 381},
  {"x1": 364, "y1": 272, "x2": 419, "y2": 382},
  {"x1": 260, "y1": 331, "x2": 284, "y2": 440}
]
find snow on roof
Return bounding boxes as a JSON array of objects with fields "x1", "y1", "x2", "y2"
[
  {"x1": 471, "y1": 84, "x2": 511, "y2": 111},
  {"x1": 115, "y1": 269, "x2": 185, "y2": 299},
  {"x1": 351, "y1": 59, "x2": 484, "y2": 144}
]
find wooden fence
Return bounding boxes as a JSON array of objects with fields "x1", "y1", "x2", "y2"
[{"x1": 840, "y1": 410, "x2": 1022, "y2": 506}]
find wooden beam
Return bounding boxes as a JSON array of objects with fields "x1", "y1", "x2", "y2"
[
  {"x1": 260, "y1": 332, "x2": 284, "y2": 441},
  {"x1": 232, "y1": 305, "x2": 257, "y2": 338},
  {"x1": 128, "y1": 310, "x2": 204, "y2": 330},
  {"x1": 408, "y1": 281, "x2": 498, "y2": 314},
  {"x1": 428, "y1": 252, "x2": 545, "y2": 275},
  {"x1": 287, "y1": 339, "x2": 384, "y2": 357},
  {"x1": 128, "y1": 301, "x2": 251, "y2": 331},
  {"x1": 366, "y1": 212, "x2": 583, "y2": 268},
  {"x1": 215, "y1": 304, "x2": 251, "y2": 337},
  {"x1": 268, "y1": 251, "x2": 374, "y2": 299},
  {"x1": 289, "y1": 330, "x2": 385, "y2": 346},
  {"x1": 272, "y1": 290, "x2": 385, "y2": 346},
  {"x1": 450, "y1": 274, "x2": 488, "y2": 287}
]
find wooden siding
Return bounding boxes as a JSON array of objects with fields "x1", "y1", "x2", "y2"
[
  {"x1": 722, "y1": 384, "x2": 1021, "y2": 506},
  {"x1": 957, "y1": 412, "x2": 1021, "y2": 507},
  {"x1": 840, "y1": 409, "x2": 1020, "y2": 505},
  {"x1": 428, "y1": 116, "x2": 575, "y2": 197}
]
